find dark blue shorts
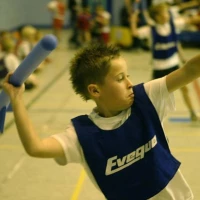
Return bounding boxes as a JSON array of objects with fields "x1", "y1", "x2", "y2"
[{"x1": 152, "y1": 65, "x2": 179, "y2": 79}]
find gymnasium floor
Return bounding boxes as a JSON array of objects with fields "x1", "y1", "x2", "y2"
[{"x1": 0, "y1": 30, "x2": 200, "y2": 200}]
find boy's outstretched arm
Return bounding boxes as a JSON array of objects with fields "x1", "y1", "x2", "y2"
[
  {"x1": 2, "y1": 74, "x2": 65, "y2": 159},
  {"x1": 166, "y1": 54, "x2": 200, "y2": 93}
]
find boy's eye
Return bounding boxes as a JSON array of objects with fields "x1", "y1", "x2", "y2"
[
  {"x1": 117, "y1": 75, "x2": 130, "y2": 82},
  {"x1": 117, "y1": 75, "x2": 124, "y2": 81}
]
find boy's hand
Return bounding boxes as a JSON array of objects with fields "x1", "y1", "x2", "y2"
[{"x1": 2, "y1": 73, "x2": 25, "y2": 102}]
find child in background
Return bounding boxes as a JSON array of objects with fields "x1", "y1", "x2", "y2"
[
  {"x1": 14, "y1": 27, "x2": 50, "y2": 73},
  {"x1": 0, "y1": 35, "x2": 18, "y2": 85},
  {"x1": 77, "y1": 6, "x2": 92, "y2": 47},
  {"x1": 0, "y1": 37, "x2": 38, "y2": 90},
  {"x1": 132, "y1": 2, "x2": 200, "y2": 121},
  {"x1": 16, "y1": 25, "x2": 37, "y2": 61},
  {"x1": 47, "y1": 0, "x2": 66, "y2": 42},
  {"x1": 15, "y1": 25, "x2": 46, "y2": 74},
  {"x1": 33, "y1": 30, "x2": 51, "y2": 72},
  {"x1": 67, "y1": 0, "x2": 82, "y2": 48},
  {"x1": 94, "y1": 5, "x2": 111, "y2": 45},
  {"x1": 3, "y1": 43, "x2": 200, "y2": 199}
]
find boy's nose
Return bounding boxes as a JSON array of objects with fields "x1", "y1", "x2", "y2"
[{"x1": 127, "y1": 79, "x2": 133, "y2": 88}]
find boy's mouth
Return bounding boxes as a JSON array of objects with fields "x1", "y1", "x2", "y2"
[{"x1": 129, "y1": 93, "x2": 134, "y2": 98}]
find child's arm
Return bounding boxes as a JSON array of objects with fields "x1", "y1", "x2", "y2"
[
  {"x1": 178, "y1": 0, "x2": 199, "y2": 11},
  {"x1": 129, "y1": 3, "x2": 140, "y2": 37},
  {"x1": 177, "y1": 42, "x2": 187, "y2": 64},
  {"x1": 142, "y1": 10, "x2": 155, "y2": 26},
  {"x1": 140, "y1": 0, "x2": 154, "y2": 26},
  {"x1": 130, "y1": 6, "x2": 151, "y2": 43},
  {"x1": 166, "y1": 53, "x2": 200, "y2": 93},
  {"x1": 124, "y1": 0, "x2": 132, "y2": 15},
  {"x1": 2, "y1": 73, "x2": 65, "y2": 159}
]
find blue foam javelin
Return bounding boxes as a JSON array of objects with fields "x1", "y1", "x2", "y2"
[{"x1": 0, "y1": 34, "x2": 57, "y2": 133}]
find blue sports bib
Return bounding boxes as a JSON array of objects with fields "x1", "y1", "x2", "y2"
[{"x1": 72, "y1": 83, "x2": 180, "y2": 200}]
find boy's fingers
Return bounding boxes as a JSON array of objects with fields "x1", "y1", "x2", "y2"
[
  {"x1": 4, "y1": 72, "x2": 13, "y2": 83},
  {"x1": 2, "y1": 73, "x2": 14, "y2": 90}
]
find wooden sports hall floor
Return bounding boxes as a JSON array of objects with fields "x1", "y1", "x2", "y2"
[{"x1": 0, "y1": 30, "x2": 200, "y2": 200}]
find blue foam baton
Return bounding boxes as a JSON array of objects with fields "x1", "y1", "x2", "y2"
[{"x1": 0, "y1": 34, "x2": 57, "y2": 133}]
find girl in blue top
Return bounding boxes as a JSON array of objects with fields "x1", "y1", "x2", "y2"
[{"x1": 131, "y1": 2, "x2": 200, "y2": 121}]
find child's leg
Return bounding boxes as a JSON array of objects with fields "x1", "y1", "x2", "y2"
[
  {"x1": 53, "y1": 19, "x2": 63, "y2": 42},
  {"x1": 53, "y1": 29, "x2": 62, "y2": 41},
  {"x1": 180, "y1": 86, "x2": 198, "y2": 121},
  {"x1": 101, "y1": 32, "x2": 110, "y2": 45},
  {"x1": 84, "y1": 31, "x2": 91, "y2": 44}
]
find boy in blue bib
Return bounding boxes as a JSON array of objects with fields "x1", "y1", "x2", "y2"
[{"x1": 3, "y1": 42, "x2": 200, "y2": 199}]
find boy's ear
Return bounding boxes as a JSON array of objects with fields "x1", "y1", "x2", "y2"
[{"x1": 88, "y1": 84, "x2": 100, "y2": 97}]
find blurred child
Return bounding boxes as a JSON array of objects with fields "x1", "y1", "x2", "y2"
[
  {"x1": 77, "y1": 6, "x2": 92, "y2": 46},
  {"x1": 132, "y1": 2, "x2": 200, "y2": 121},
  {"x1": 67, "y1": 0, "x2": 82, "y2": 48},
  {"x1": 0, "y1": 37, "x2": 38, "y2": 90},
  {"x1": 0, "y1": 31, "x2": 12, "y2": 53},
  {"x1": 47, "y1": 0, "x2": 66, "y2": 42},
  {"x1": 94, "y1": 5, "x2": 111, "y2": 45},
  {"x1": 16, "y1": 25, "x2": 37, "y2": 61},
  {"x1": 0, "y1": 35, "x2": 17, "y2": 84}
]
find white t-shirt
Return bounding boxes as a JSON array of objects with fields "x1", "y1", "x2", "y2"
[{"x1": 52, "y1": 77, "x2": 194, "y2": 200}]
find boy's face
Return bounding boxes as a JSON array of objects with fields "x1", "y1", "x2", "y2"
[
  {"x1": 96, "y1": 57, "x2": 134, "y2": 117},
  {"x1": 155, "y1": 8, "x2": 170, "y2": 24}
]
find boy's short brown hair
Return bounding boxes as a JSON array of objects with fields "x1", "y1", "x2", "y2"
[{"x1": 69, "y1": 44, "x2": 120, "y2": 101}]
